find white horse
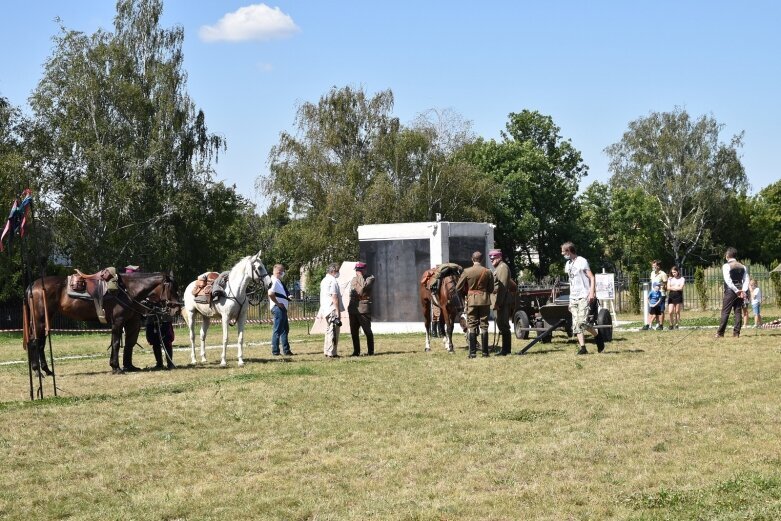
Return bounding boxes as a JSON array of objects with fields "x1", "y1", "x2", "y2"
[{"x1": 182, "y1": 251, "x2": 272, "y2": 367}]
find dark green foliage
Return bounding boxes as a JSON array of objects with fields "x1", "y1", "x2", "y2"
[
  {"x1": 264, "y1": 88, "x2": 493, "y2": 269},
  {"x1": 466, "y1": 110, "x2": 586, "y2": 278},
  {"x1": 607, "y1": 108, "x2": 747, "y2": 267},
  {"x1": 628, "y1": 271, "x2": 641, "y2": 314},
  {"x1": 26, "y1": 0, "x2": 249, "y2": 280},
  {"x1": 770, "y1": 263, "x2": 781, "y2": 306},
  {"x1": 695, "y1": 266, "x2": 708, "y2": 310}
]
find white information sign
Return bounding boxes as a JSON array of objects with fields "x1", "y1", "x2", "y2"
[{"x1": 595, "y1": 273, "x2": 615, "y2": 300}]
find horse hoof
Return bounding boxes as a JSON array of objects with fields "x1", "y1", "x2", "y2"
[
  {"x1": 200, "y1": 358, "x2": 208, "y2": 364},
  {"x1": 220, "y1": 361, "x2": 227, "y2": 367},
  {"x1": 238, "y1": 360, "x2": 245, "y2": 367},
  {"x1": 42, "y1": 368, "x2": 55, "y2": 377},
  {"x1": 123, "y1": 365, "x2": 141, "y2": 373},
  {"x1": 112, "y1": 368, "x2": 124, "y2": 375},
  {"x1": 424, "y1": 347, "x2": 431, "y2": 352}
]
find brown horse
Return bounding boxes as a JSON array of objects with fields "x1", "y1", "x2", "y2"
[
  {"x1": 420, "y1": 267, "x2": 466, "y2": 353},
  {"x1": 24, "y1": 271, "x2": 181, "y2": 375}
]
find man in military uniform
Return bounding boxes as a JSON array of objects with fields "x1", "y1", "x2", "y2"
[
  {"x1": 348, "y1": 261, "x2": 375, "y2": 356},
  {"x1": 456, "y1": 251, "x2": 495, "y2": 358},
  {"x1": 489, "y1": 249, "x2": 515, "y2": 356}
]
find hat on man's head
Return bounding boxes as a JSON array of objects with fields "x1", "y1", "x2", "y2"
[
  {"x1": 125, "y1": 265, "x2": 140, "y2": 273},
  {"x1": 488, "y1": 249, "x2": 502, "y2": 259},
  {"x1": 355, "y1": 262, "x2": 367, "y2": 270}
]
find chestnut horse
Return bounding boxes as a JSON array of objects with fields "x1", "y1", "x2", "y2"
[
  {"x1": 25, "y1": 272, "x2": 181, "y2": 375},
  {"x1": 420, "y1": 267, "x2": 466, "y2": 352}
]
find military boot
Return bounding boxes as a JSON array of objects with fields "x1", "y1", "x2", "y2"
[
  {"x1": 152, "y1": 344, "x2": 164, "y2": 370},
  {"x1": 468, "y1": 333, "x2": 477, "y2": 358},
  {"x1": 481, "y1": 332, "x2": 490, "y2": 357},
  {"x1": 499, "y1": 332, "x2": 512, "y2": 356}
]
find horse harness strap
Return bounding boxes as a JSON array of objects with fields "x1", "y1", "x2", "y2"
[{"x1": 468, "y1": 268, "x2": 490, "y2": 295}]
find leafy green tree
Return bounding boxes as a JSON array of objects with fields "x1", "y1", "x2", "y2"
[
  {"x1": 28, "y1": 0, "x2": 237, "y2": 279},
  {"x1": 264, "y1": 86, "x2": 493, "y2": 268},
  {"x1": 746, "y1": 181, "x2": 781, "y2": 265},
  {"x1": 0, "y1": 96, "x2": 37, "y2": 300},
  {"x1": 606, "y1": 108, "x2": 747, "y2": 267},
  {"x1": 467, "y1": 110, "x2": 587, "y2": 278}
]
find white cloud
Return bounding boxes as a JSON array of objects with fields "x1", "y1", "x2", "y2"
[{"x1": 199, "y1": 4, "x2": 299, "y2": 43}]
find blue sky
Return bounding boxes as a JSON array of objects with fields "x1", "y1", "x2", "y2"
[{"x1": 1, "y1": 1, "x2": 778, "y2": 207}]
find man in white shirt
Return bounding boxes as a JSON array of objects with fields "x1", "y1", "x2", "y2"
[
  {"x1": 715, "y1": 247, "x2": 749, "y2": 338},
  {"x1": 268, "y1": 264, "x2": 293, "y2": 356},
  {"x1": 561, "y1": 242, "x2": 605, "y2": 355},
  {"x1": 319, "y1": 263, "x2": 344, "y2": 357}
]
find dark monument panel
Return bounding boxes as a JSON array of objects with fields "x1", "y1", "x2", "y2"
[
  {"x1": 448, "y1": 236, "x2": 487, "y2": 268},
  {"x1": 359, "y1": 239, "x2": 430, "y2": 322}
]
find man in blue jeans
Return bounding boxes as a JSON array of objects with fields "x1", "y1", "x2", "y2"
[{"x1": 268, "y1": 263, "x2": 294, "y2": 356}]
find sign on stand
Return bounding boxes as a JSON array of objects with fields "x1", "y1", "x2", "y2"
[{"x1": 595, "y1": 272, "x2": 617, "y2": 323}]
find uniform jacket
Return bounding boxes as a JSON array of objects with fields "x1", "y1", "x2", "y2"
[
  {"x1": 457, "y1": 263, "x2": 495, "y2": 307},
  {"x1": 490, "y1": 260, "x2": 514, "y2": 310},
  {"x1": 348, "y1": 272, "x2": 375, "y2": 314}
]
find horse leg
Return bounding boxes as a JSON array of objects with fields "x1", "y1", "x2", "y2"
[
  {"x1": 445, "y1": 319, "x2": 455, "y2": 353},
  {"x1": 220, "y1": 316, "x2": 230, "y2": 367},
  {"x1": 185, "y1": 310, "x2": 197, "y2": 364},
  {"x1": 109, "y1": 332, "x2": 122, "y2": 374},
  {"x1": 200, "y1": 317, "x2": 210, "y2": 364},
  {"x1": 423, "y1": 300, "x2": 432, "y2": 352},
  {"x1": 236, "y1": 321, "x2": 245, "y2": 367},
  {"x1": 33, "y1": 337, "x2": 54, "y2": 376}
]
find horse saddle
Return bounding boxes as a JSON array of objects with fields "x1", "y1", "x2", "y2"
[
  {"x1": 67, "y1": 267, "x2": 118, "y2": 324},
  {"x1": 192, "y1": 272, "x2": 227, "y2": 304}
]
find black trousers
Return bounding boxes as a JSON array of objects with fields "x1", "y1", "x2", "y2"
[
  {"x1": 717, "y1": 289, "x2": 744, "y2": 336},
  {"x1": 349, "y1": 313, "x2": 374, "y2": 354}
]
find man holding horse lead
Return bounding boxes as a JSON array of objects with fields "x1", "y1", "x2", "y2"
[
  {"x1": 489, "y1": 249, "x2": 516, "y2": 356},
  {"x1": 457, "y1": 251, "x2": 495, "y2": 358},
  {"x1": 319, "y1": 263, "x2": 344, "y2": 358},
  {"x1": 268, "y1": 263, "x2": 294, "y2": 356}
]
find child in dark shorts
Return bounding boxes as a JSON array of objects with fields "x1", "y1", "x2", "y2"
[{"x1": 642, "y1": 282, "x2": 663, "y2": 330}]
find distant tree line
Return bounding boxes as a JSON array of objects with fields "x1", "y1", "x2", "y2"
[{"x1": 1, "y1": 0, "x2": 779, "y2": 302}]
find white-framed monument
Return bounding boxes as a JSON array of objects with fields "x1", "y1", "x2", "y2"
[{"x1": 357, "y1": 221, "x2": 495, "y2": 332}]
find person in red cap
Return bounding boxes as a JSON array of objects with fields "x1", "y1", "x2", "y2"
[
  {"x1": 348, "y1": 261, "x2": 375, "y2": 356},
  {"x1": 489, "y1": 249, "x2": 516, "y2": 355}
]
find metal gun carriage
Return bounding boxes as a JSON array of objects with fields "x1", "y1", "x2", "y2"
[{"x1": 513, "y1": 282, "x2": 613, "y2": 353}]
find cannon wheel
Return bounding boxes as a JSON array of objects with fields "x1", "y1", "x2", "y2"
[
  {"x1": 514, "y1": 310, "x2": 530, "y2": 340},
  {"x1": 597, "y1": 308, "x2": 613, "y2": 342}
]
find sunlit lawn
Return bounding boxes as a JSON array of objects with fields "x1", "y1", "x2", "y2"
[{"x1": 1, "y1": 311, "x2": 781, "y2": 520}]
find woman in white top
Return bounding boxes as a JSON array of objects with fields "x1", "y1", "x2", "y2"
[
  {"x1": 666, "y1": 266, "x2": 685, "y2": 330},
  {"x1": 750, "y1": 278, "x2": 762, "y2": 327}
]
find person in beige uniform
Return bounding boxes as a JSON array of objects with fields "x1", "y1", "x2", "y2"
[
  {"x1": 489, "y1": 249, "x2": 515, "y2": 356},
  {"x1": 457, "y1": 251, "x2": 495, "y2": 358},
  {"x1": 348, "y1": 261, "x2": 375, "y2": 356}
]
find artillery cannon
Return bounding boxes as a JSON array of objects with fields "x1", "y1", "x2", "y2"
[{"x1": 513, "y1": 282, "x2": 613, "y2": 354}]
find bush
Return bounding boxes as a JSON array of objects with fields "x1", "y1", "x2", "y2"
[
  {"x1": 695, "y1": 266, "x2": 708, "y2": 310},
  {"x1": 771, "y1": 260, "x2": 781, "y2": 306},
  {"x1": 628, "y1": 271, "x2": 641, "y2": 314}
]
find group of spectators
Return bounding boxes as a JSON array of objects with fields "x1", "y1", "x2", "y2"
[
  {"x1": 641, "y1": 247, "x2": 763, "y2": 335},
  {"x1": 257, "y1": 244, "x2": 769, "y2": 362}
]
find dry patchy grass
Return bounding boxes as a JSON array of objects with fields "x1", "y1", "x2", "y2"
[{"x1": 1, "y1": 321, "x2": 781, "y2": 520}]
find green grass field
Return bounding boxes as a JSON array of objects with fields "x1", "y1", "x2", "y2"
[{"x1": 1, "y1": 310, "x2": 781, "y2": 520}]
